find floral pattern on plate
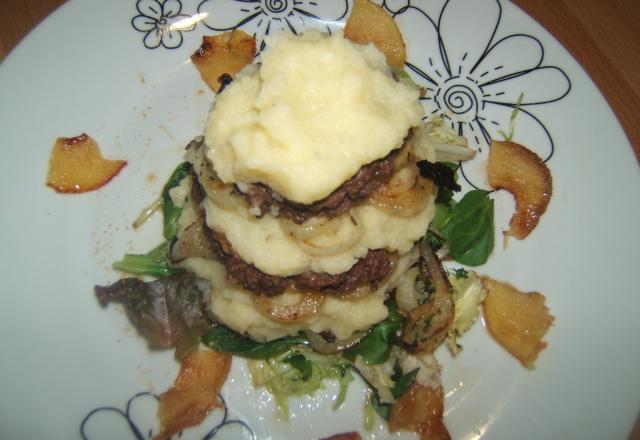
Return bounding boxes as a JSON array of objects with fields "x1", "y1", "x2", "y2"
[
  {"x1": 387, "y1": 0, "x2": 571, "y2": 188},
  {"x1": 81, "y1": 392, "x2": 254, "y2": 440}
]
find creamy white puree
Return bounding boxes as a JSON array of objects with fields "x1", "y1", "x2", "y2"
[
  {"x1": 202, "y1": 195, "x2": 435, "y2": 277},
  {"x1": 204, "y1": 30, "x2": 423, "y2": 204},
  {"x1": 179, "y1": 248, "x2": 418, "y2": 341}
]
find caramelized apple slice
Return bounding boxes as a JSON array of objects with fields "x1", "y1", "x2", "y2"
[
  {"x1": 46, "y1": 134, "x2": 126, "y2": 193},
  {"x1": 155, "y1": 349, "x2": 232, "y2": 440},
  {"x1": 388, "y1": 383, "x2": 451, "y2": 440},
  {"x1": 191, "y1": 30, "x2": 256, "y2": 92},
  {"x1": 344, "y1": 0, "x2": 406, "y2": 69},
  {"x1": 487, "y1": 140, "x2": 552, "y2": 239},
  {"x1": 482, "y1": 277, "x2": 554, "y2": 369}
]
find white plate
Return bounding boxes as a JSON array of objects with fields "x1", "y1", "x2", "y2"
[{"x1": 1, "y1": 0, "x2": 639, "y2": 439}]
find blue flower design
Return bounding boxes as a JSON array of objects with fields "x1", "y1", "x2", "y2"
[
  {"x1": 197, "y1": 0, "x2": 349, "y2": 51},
  {"x1": 132, "y1": 0, "x2": 197, "y2": 49},
  {"x1": 389, "y1": 0, "x2": 571, "y2": 187}
]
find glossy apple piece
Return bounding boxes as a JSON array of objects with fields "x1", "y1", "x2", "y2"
[
  {"x1": 344, "y1": 0, "x2": 406, "y2": 69},
  {"x1": 46, "y1": 133, "x2": 126, "y2": 193},
  {"x1": 191, "y1": 30, "x2": 256, "y2": 93},
  {"x1": 155, "y1": 350, "x2": 232, "y2": 440},
  {"x1": 389, "y1": 383, "x2": 450, "y2": 440},
  {"x1": 487, "y1": 140, "x2": 552, "y2": 239},
  {"x1": 482, "y1": 277, "x2": 554, "y2": 369}
]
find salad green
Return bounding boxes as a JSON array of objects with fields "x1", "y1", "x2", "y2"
[
  {"x1": 162, "y1": 162, "x2": 192, "y2": 240},
  {"x1": 112, "y1": 241, "x2": 181, "y2": 278},
  {"x1": 436, "y1": 189, "x2": 495, "y2": 266},
  {"x1": 247, "y1": 348, "x2": 354, "y2": 418}
]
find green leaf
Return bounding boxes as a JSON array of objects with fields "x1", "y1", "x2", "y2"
[
  {"x1": 370, "y1": 393, "x2": 390, "y2": 421},
  {"x1": 162, "y1": 162, "x2": 192, "y2": 240},
  {"x1": 390, "y1": 367, "x2": 419, "y2": 399},
  {"x1": 246, "y1": 348, "x2": 353, "y2": 419},
  {"x1": 201, "y1": 325, "x2": 308, "y2": 359},
  {"x1": 364, "y1": 395, "x2": 377, "y2": 430},
  {"x1": 333, "y1": 363, "x2": 353, "y2": 410},
  {"x1": 453, "y1": 268, "x2": 469, "y2": 279},
  {"x1": 424, "y1": 229, "x2": 445, "y2": 252},
  {"x1": 112, "y1": 241, "x2": 182, "y2": 278},
  {"x1": 283, "y1": 351, "x2": 312, "y2": 381},
  {"x1": 432, "y1": 200, "x2": 456, "y2": 232},
  {"x1": 344, "y1": 300, "x2": 404, "y2": 365},
  {"x1": 440, "y1": 190, "x2": 494, "y2": 266}
]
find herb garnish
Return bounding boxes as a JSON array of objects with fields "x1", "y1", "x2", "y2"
[
  {"x1": 201, "y1": 325, "x2": 308, "y2": 359},
  {"x1": 112, "y1": 241, "x2": 182, "y2": 278},
  {"x1": 344, "y1": 300, "x2": 404, "y2": 364},
  {"x1": 162, "y1": 162, "x2": 192, "y2": 240}
]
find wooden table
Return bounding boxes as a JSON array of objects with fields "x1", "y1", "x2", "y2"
[{"x1": 1, "y1": 0, "x2": 639, "y2": 438}]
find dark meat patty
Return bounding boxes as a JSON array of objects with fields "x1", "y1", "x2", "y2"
[
  {"x1": 208, "y1": 231, "x2": 396, "y2": 297},
  {"x1": 242, "y1": 148, "x2": 399, "y2": 224},
  {"x1": 186, "y1": 133, "x2": 410, "y2": 224}
]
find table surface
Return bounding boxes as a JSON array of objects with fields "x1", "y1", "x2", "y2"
[{"x1": 1, "y1": 0, "x2": 639, "y2": 438}]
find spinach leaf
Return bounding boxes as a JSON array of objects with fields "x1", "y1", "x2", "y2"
[
  {"x1": 390, "y1": 367, "x2": 419, "y2": 399},
  {"x1": 344, "y1": 300, "x2": 404, "y2": 365},
  {"x1": 112, "y1": 241, "x2": 182, "y2": 278},
  {"x1": 283, "y1": 351, "x2": 313, "y2": 381},
  {"x1": 432, "y1": 199, "x2": 457, "y2": 233},
  {"x1": 440, "y1": 189, "x2": 494, "y2": 266},
  {"x1": 162, "y1": 162, "x2": 192, "y2": 240},
  {"x1": 201, "y1": 325, "x2": 308, "y2": 359}
]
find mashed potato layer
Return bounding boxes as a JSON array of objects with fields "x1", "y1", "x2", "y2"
[
  {"x1": 202, "y1": 194, "x2": 435, "y2": 276},
  {"x1": 179, "y1": 249, "x2": 417, "y2": 341},
  {"x1": 204, "y1": 31, "x2": 423, "y2": 204}
]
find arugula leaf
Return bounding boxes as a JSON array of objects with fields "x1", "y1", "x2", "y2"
[
  {"x1": 344, "y1": 300, "x2": 404, "y2": 365},
  {"x1": 112, "y1": 241, "x2": 182, "y2": 278},
  {"x1": 390, "y1": 367, "x2": 419, "y2": 399},
  {"x1": 440, "y1": 190, "x2": 494, "y2": 266},
  {"x1": 370, "y1": 392, "x2": 390, "y2": 421},
  {"x1": 201, "y1": 325, "x2": 308, "y2": 359},
  {"x1": 162, "y1": 162, "x2": 192, "y2": 240},
  {"x1": 365, "y1": 365, "x2": 420, "y2": 423},
  {"x1": 283, "y1": 351, "x2": 312, "y2": 381}
]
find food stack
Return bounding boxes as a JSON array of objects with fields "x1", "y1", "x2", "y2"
[{"x1": 171, "y1": 31, "x2": 437, "y2": 344}]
